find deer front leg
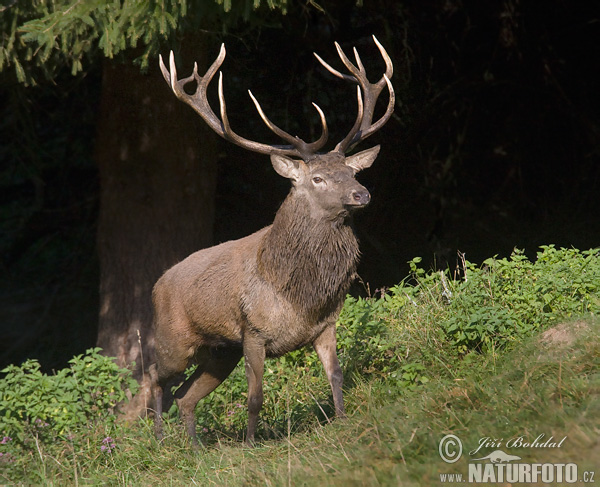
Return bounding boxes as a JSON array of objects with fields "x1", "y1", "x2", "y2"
[
  {"x1": 243, "y1": 334, "x2": 266, "y2": 445},
  {"x1": 313, "y1": 324, "x2": 345, "y2": 418}
]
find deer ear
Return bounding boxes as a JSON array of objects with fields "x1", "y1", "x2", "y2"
[
  {"x1": 271, "y1": 154, "x2": 304, "y2": 181},
  {"x1": 345, "y1": 145, "x2": 380, "y2": 173}
]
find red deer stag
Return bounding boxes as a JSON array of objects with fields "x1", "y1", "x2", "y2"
[{"x1": 152, "y1": 36, "x2": 394, "y2": 445}]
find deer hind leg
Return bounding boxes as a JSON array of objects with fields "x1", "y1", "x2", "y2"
[
  {"x1": 313, "y1": 324, "x2": 345, "y2": 418},
  {"x1": 149, "y1": 364, "x2": 164, "y2": 439},
  {"x1": 174, "y1": 348, "x2": 242, "y2": 446},
  {"x1": 152, "y1": 358, "x2": 188, "y2": 442},
  {"x1": 152, "y1": 290, "x2": 194, "y2": 441}
]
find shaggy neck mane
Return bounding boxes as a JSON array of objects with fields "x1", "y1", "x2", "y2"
[{"x1": 257, "y1": 192, "x2": 360, "y2": 319}]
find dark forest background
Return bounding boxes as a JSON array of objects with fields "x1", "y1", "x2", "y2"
[{"x1": 1, "y1": 0, "x2": 599, "y2": 374}]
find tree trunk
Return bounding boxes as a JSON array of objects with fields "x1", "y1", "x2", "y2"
[{"x1": 94, "y1": 45, "x2": 217, "y2": 384}]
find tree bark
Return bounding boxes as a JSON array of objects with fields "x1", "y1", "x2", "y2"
[{"x1": 94, "y1": 45, "x2": 217, "y2": 382}]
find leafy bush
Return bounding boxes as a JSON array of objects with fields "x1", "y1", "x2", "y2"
[
  {"x1": 441, "y1": 246, "x2": 600, "y2": 352},
  {"x1": 0, "y1": 347, "x2": 138, "y2": 454},
  {"x1": 337, "y1": 294, "x2": 393, "y2": 374},
  {"x1": 332, "y1": 246, "x2": 600, "y2": 386}
]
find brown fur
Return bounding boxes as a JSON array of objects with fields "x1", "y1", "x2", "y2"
[
  {"x1": 151, "y1": 148, "x2": 380, "y2": 445},
  {"x1": 257, "y1": 192, "x2": 360, "y2": 325}
]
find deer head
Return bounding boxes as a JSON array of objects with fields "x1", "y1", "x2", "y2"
[{"x1": 159, "y1": 36, "x2": 394, "y2": 218}]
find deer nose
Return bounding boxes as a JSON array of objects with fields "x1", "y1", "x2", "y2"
[{"x1": 351, "y1": 188, "x2": 371, "y2": 206}]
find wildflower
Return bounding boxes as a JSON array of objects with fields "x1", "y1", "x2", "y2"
[
  {"x1": 0, "y1": 452, "x2": 14, "y2": 463},
  {"x1": 101, "y1": 436, "x2": 116, "y2": 452},
  {"x1": 0, "y1": 436, "x2": 11, "y2": 445},
  {"x1": 34, "y1": 418, "x2": 49, "y2": 428}
]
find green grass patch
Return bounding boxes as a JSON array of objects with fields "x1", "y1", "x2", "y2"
[{"x1": 1, "y1": 246, "x2": 599, "y2": 485}]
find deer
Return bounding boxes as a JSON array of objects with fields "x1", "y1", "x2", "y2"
[{"x1": 151, "y1": 35, "x2": 394, "y2": 446}]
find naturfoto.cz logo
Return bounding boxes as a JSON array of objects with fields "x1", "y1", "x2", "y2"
[{"x1": 438, "y1": 434, "x2": 596, "y2": 484}]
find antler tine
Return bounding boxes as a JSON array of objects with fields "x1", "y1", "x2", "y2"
[
  {"x1": 158, "y1": 52, "x2": 171, "y2": 86},
  {"x1": 307, "y1": 103, "x2": 329, "y2": 154},
  {"x1": 353, "y1": 47, "x2": 365, "y2": 73},
  {"x1": 355, "y1": 74, "x2": 395, "y2": 144},
  {"x1": 248, "y1": 91, "x2": 329, "y2": 157},
  {"x1": 373, "y1": 35, "x2": 394, "y2": 79},
  {"x1": 159, "y1": 52, "x2": 195, "y2": 95},
  {"x1": 335, "y1": 86, "x2": 364, "y2": 152},
  {"x1": 217, "y1": 72, "x2": 237, "y2": 145},
  {"x1": 313, "y1": 51, "x2": 354, "y2": 82},
  {"x1": 159, "y1": 44, "x2": 322, "y2": 158},
  {"x1": 316, "y1": 35, "x2": 395, "y2": 153}
]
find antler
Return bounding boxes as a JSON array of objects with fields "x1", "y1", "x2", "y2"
[
  {"x1": 314, "y1": 35, "x2": 395, "y2": 153},
  {"x1": 159, "y1": 44, "x2": 328, "y2": 159}
]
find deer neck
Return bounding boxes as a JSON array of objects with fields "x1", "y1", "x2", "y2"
[{"x1": 257, "y1": 192, "x2": 360, "y2": 318}]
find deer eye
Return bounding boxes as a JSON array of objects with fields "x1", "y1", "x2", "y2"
[{"x1": 312, "y1": 176, "x2": 324, "y2": 184}]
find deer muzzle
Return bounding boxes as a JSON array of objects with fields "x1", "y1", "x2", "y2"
[{"x1": 349, "y1": 187, "x2": 371, "y2": 208}]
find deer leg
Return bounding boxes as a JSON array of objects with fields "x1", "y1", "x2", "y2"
[
  {"x1": 174, "y1": 349, "x2": 242, "y2": 446},
  {"x1": 151, "y1": 361, "x2": 187, "y2": 442},
  {"x1": 313, "y1": 324, "x2": 345, "y2": 418},
  {"x1": 243, "y1": 335, "x2": 266, "y2": 446},
  {"x1": 149, "y1": 364, "x2": 166, "y2": 440},
  {"x1": 152, "y1": 299, "x2": 195, "y2": 441}
]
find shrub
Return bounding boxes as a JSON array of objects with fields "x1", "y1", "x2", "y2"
[
  {"x1": 441, "y1": 246, "x2": 600, "y2": 352},
  {"x1": 333, "y1": 246, "x2": 600, "y2": 379},
  {"x1": 0, "y1": 348, "x2": 138, "y2": 452}
]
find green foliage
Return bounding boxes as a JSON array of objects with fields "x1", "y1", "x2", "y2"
[
  {"x1": 441, "y1": 246, "x2": 600, "y2": 352},
  {"x1": 337, "y1": 294, "x2": 392, "y2": 375},
  {"x1": 1, "y1": 246, "x2": 599, "y2": 483},
  {"x1": 0, "y1": 0, "x2": 292, "y2": 85},
  {"x1": 1, "y1": 319, "x2": 597, "y2": 486},
  {"x1": 327, "y1": 246, "x2": 600, "y2": 396},
  {"x1": 0, "y1": 348, "x2": 138, "y2": 453},
  {"x1": 344, "y1": 247, "x2": 600, "y2": 358}
]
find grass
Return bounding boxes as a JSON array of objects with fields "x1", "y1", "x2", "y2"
[
  {"x1": 1, "y1": 246, "x2": 599, "y2": 485},
  {"x1": 32, "y1": 318, "x2": 596, "y2": 486},
  {"x1": 3, "y1": 320, "x2": 597, "y2": 486}
]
